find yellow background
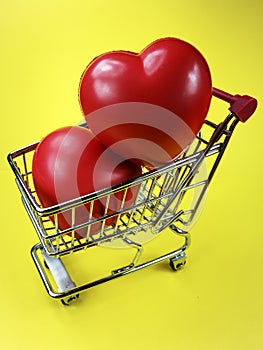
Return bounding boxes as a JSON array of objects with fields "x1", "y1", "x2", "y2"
[{"x1": 1, "y1": 1, "x2": 262, "y2": 349}]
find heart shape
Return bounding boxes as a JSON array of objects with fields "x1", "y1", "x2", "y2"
[
  {"x1": 79, "y1": 37, "x2": 212, "y2": 167},
  {"x1": 32, "y1": 126, "x2": 141, "y2": 238}
]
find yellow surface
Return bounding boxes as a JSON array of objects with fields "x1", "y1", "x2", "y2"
[{"x1": 1, "y1": 1, "x2": 262, "y2": 349}]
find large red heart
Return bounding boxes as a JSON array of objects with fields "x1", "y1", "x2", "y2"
[{"x1": 79, "y1": 37, "x2": 212, "y2": 167}]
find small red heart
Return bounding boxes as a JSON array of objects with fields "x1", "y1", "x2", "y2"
[
  {"x1": 32, "y1": 126, "x2": 142, "y2": 238},
  {"x1": 79, "y1": 37, "x2": 212, "y2": 167}
]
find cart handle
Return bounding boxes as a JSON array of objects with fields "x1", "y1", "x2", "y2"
[{"x1": 212, "y1": 87, "x2": 257, "y2": 122}]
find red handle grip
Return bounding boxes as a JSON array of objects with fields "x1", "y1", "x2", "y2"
[{"x1": 212, "y1": 87, "x2": 257, "y2": 122}]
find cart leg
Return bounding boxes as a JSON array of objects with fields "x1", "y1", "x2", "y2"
[{"x1": 41, "y1": 250, "x2": 79, "y2": 305}]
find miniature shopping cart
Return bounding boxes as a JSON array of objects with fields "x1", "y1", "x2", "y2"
[{"x1": 7, "y1": 88, "x2": 257, "y2": 305}]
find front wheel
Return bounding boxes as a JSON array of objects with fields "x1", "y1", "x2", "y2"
[
  {"x1": 61, "y1": 294, "x2": 80, "y2": 305},
  {"x1": 169, "y1": 252, "x2": 187, "y2": 271}
]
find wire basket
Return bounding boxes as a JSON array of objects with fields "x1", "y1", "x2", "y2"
[{"x1": 7, "y1": 88, "x2": 257, "y2": 304}]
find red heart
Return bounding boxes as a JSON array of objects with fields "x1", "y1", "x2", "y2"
[
  {"x1": 79, "y1": 37, "x2": 212, "y2": 167},
  {"x1": 32, "y1": 126, "x2": 142, "y2": 238}
]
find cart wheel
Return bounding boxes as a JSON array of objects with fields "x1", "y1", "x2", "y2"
[
  {"x1": 169, "y1": 252, "x2": 187, "y2": 271},
  {"x1": 61, "y1": 294, "x2": 80, "y2": 306}
]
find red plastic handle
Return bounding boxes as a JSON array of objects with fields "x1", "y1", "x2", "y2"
[{"x1": 212, "y1": 87, "x2": 257, "y2": 122}]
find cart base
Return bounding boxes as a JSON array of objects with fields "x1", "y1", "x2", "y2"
[{"x1": 31, "y1": 232, "x2": 190, "y2": 305}]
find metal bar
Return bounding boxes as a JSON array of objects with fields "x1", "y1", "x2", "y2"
[{"x1": 207, "y1": 116, "x2": 239, "y2": 183}]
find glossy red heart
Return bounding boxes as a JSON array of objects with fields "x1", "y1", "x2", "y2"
[
  {"x1": 32, "y1": 126, "x2": 142, "y2": 238},
  {"x1": 79, "y1": 37, "x2": 212, "y2": 167}
]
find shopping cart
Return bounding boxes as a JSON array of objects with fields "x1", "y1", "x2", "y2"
[{"x1": 7, "y1": 88, "x2": 257, "y2": 305}]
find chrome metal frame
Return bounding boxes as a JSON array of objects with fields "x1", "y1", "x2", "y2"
[{"x1": 8, "y1": 109, "x2": 240, "y2": 304}]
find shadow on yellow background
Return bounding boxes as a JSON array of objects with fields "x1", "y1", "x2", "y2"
[{"x1": 1, "y1": 1, "x2": 262, "y2": 350}]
